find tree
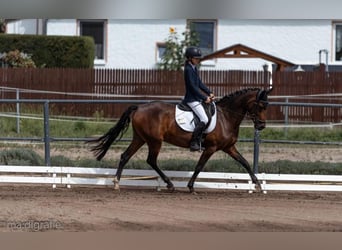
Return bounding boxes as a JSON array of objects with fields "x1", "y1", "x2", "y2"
[
  {"x1": 0, "y1": 19, "x2": 6, "y2": 33},
  {"x1": 157, "y1": 26, "x2": 199, "y2": 70}
]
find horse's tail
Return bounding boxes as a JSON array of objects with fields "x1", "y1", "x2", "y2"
[{"x1": 86, "y1": 105, "x2": 138, "y2": 161}]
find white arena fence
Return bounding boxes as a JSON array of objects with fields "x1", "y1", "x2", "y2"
[{"x1": 1, "y1": 165, "x2": 342, "y2": 193}]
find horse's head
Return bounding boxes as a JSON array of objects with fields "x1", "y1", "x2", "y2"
[{"x1": 247, "y1": 88, "x2": 273, "y2": 130}]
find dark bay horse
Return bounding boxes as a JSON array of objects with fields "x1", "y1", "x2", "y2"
[{"x1": 87, "y1": 87, "x2": 273, "y2": 193}]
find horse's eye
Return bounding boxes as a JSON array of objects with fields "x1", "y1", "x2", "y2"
[
  {"x1": 260, "y1": 101, "x2": 268, "y2": 109},
  {"x1": 256, "y1": 104, "x2": 264, "y2": 111}
]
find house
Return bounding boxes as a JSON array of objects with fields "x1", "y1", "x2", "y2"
[{"x1": 5, "y1": 19, "x2": 342, "y2": 71}]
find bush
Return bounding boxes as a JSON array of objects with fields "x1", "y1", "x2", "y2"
[
  {"x1": 258, "y1": 160, "x2": 342, "y2": 175},
  {"x1": 0, "y1": 34, "x2": 95, "y2": 68},
  {"x1": 73, "y1": 121, "x2": 86, "y2": 132},
  {"x1": 76, "y1": 158, "x2": 113, "y2": 168},
  {"x1": 50, "y1": 155, "x2": 74, "y2": 167},
  {"x1": 0, "y1": 146, "x2": 341, "y2": 175},
  {"x1": 0, "y1": 148, "x2": 43, "y2": 166},
  {"x1": 0, "y1": 49, "x2": 36, "y2": 68}
]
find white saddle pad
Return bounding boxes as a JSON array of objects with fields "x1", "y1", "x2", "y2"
[{"x1": 175, "y1": 103, "x2": 217, "y2": 133}]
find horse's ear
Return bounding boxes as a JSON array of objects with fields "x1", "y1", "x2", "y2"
[
  {"x1": 257, "y1": 89, "x2": 267, "y2": 101},
  {"x1": 257, "y1": 88, "x2": 273, "y2": 102},
  {"x1": 266, "y1": 87, "x2": 273, "y2": 95}
]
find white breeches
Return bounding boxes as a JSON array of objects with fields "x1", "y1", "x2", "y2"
[{"x1": 187, "y1": 101, "x2": 209, "y2": 124}]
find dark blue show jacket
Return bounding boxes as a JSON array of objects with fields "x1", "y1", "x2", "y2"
[{"x1": 183, "y1": 61, "x2": 211, "y2": 103}]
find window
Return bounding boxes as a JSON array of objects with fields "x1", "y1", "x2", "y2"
[
  {"x1": 335, "y1": 23, "x2": 342, "y2": 61},
  {"x1": 156, "y1": 42, "x2": 166, "y2": 62},
  {"x1": 79, "y1": 20, "x2": 106, "y2": 60},
  {"x1": 187, "y1": 20, "x2": 216, "y2": 56}
]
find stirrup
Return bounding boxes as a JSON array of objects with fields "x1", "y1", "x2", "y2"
[{"x1": 190, "y1": 141, "x2": 203, "y2": 152}]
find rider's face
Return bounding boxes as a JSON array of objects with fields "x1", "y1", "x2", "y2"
[{"x1": 191, "y1": 58, "x2": 200, "y2": 65}]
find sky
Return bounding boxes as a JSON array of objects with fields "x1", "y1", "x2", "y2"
[{"x1": 1, "y1": 0, "x2": 342, "y2": 19}]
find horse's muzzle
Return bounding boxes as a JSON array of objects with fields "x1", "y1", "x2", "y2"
[{"x1": 254, "y1": 120, "x2": 266, "y2": 130}]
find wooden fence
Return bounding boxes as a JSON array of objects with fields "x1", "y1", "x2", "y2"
[
  {"x1": 271, "y1": 71, "x2": 342, "y2": 122},
  {"x1": 0, "y1": 68, "x2": 341, "y2": 122}
]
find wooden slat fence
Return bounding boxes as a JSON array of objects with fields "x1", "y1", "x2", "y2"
[
  {"x1": 272, "y1": 71, "x2": 342, "y2": 122},
  {"x1": 94, "y1": 69, "x2": 270, "y2": 97},
  {"x1": 94, "y1": 69, "x2": 185, "y2": 97},
  {"x1": 0, "y1": 68, "x2": 94, "y2": 116},
  {"x1": 0, "y1": 68, "x2": 340, "y2": 122}
]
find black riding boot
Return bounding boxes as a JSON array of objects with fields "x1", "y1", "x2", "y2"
[{"x1": 190, "y1": 122, "x2": 206, "y2": 152}]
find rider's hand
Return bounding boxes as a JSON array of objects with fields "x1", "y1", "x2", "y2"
[
  {"x1": 208, "y1": 93, "x2": 215, "y2": 102},
  {"x1": 205, "y1": 96, "x2": 212, "y2": 103}
]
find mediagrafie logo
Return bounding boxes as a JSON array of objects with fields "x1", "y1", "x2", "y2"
[{"x1": 0, "y1": 219, "x2": 63, "y2": 232}]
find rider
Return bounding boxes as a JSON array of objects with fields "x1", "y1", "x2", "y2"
[{"x1": 183, "y1": 46, "x2": 214, "y2": 151}]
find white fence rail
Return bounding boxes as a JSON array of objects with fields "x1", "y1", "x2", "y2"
[{"x1": 1, "y1": 165, "x2": 342, "y2": 193}]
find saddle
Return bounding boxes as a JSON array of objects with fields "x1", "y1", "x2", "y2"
[{"x1": 175, "y1": 101, "x2": 217, "y2": 133}]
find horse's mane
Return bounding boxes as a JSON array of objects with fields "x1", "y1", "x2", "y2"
[{"x1": 216, "y1": 88, "x2": 260, "y2": 107}]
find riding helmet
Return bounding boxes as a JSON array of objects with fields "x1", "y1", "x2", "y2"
[{"x1": 185, "y1": 47, "x2": 202, "y2": 59}]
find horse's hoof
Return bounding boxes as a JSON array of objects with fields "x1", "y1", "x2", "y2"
[
  {"x1": 254, "y1": 183, "x2": 262, "y2": 193},
  {"x1": 188, "y1": 187, "x2": 197, "y2": 194},
  {"x1": 113, "y1": 177, "x2": 120, "y2": 191},
  {"x1": 167, "y1": 184, "x2": 175, "y2": 192}
]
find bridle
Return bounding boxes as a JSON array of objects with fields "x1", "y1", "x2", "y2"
[
  {"x1": 247, "y1": 90, "x2": 269, "y2": 129},
  {"x1": 216, "y1": 88, "x2": 271, "y2": 129}
]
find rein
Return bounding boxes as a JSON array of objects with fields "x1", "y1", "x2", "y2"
[
  {"x1": 216, "y1": 90, "x2": 268, "y2": 125},
  {"x1": 218, "y1": 105, "x2": 246, "y2": 118}
]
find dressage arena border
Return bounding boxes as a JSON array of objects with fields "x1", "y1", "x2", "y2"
[{"x1": 1, "y1": 166, "x2": 342, "y2": 193}]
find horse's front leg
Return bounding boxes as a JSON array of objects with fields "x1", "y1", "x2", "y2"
[
  {"x1": 224, "y1": 146, "x2": 262, "y2": 192},
  {"x1": 187, "y1": 149, "x2": 215, "y2": 194}
]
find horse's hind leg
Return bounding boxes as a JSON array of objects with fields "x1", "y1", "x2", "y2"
[
  {"x1": 113, "y1": 136, "x2": 145, "y2": 190},
  {"x1": 146, "y1": 141, "x2": 174, "y2": 191}
]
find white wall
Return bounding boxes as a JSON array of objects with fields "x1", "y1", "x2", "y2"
[
  {"x1": 103, "y1": 19, "x2": 335, "y2": 70},
  {"x1": 105, "y1": 19, "x2": 185, "y2": 68},
  {"x1": 45, "y1": 19, "x2": 186, "y2": 68},
  {"x1": 46, "y1": 19, "x2": 77, "y2": 36},
  {"x1": 6, "y1": 19, "x2": 337, "y2": 70},
  {"x1": 213, "y1": 20, "x2": 332, "y2": 70}
]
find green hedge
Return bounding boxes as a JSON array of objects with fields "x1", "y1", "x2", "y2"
[
  {"x1": 0, "y1": 148, "x2": 341, "y2": 175},
  {"x1": 0, "y1": 34, "x2": 95, "y2": 68}
]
